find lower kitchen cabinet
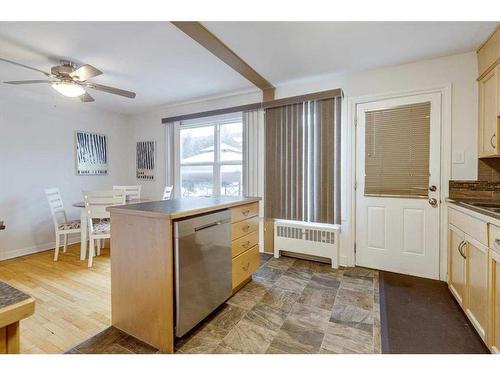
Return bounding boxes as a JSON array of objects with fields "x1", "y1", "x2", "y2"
[
  {"x1": 465, "y1": 236, "x2": 489, "y2": 340},
  {"x1": 490, "y1": 249, "x2": 500, "y2": 353},
  {"x1": 447, "y1": 206, "x2": 497, "y2": 352},
  {"x1": 448, "y1": 224, "x2": 467, "y2": 306}
]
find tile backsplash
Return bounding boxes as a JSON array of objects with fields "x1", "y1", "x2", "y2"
[
  {"x1": 449, "y1": 158, "x2": 500, "y2": 200},
  {"x1": 478, "y1": 158, "x2": 500, "y2": 182}
]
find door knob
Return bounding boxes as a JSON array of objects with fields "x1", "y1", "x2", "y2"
[
  {"x1": 428, "y1": 198, "x2": 438, "y2": 207},
  {"x1": 429, "y1": 185, "x2": 437, "y2": 192}
]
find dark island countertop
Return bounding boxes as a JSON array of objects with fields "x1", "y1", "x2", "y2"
[{"x1": 108, "y1": 196, "x2": 260, "y2": 220}]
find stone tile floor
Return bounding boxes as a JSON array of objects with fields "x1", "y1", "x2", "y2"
[{"x1": 68, "y1": 254, "x2": 381, "y2": 354}]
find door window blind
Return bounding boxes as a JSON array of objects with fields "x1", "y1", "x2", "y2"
[
  {"x1": 265, "y1": 97, "x2": 341, "y2": 224},
  {"x1": 364, "y1": 101, "x2": 430, "y2": 197}
]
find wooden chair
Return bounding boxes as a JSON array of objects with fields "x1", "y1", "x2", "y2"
[
  {"x1": 82, "y1": 190, "x2": 126, "y2": 267},
  {"x1": 113, "y1": 185, "x2": 142, "y2": 202},
  {"x1": 45, "y1": 188, "x2": 82, "y2": 261},
  {"x1": 163, "y1": 186, "x2": 173, "y2": 200}
]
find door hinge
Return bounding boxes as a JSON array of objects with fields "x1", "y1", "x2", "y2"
[
  {"x1": 354, "y1": 118, "x2": 358, "y2": 127},
  {"x1": 354, "y1": 242, "x2": 357, "y2": 253},
  {"x1": 354, "y1": 181, "x2": 357, "y2": 191}
]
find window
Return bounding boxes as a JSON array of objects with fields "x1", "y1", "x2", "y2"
[
  {"x1": 364, "y1": 102, "x2": 430, "y2": 197},
  {"x1": 178, "y1": 115, "x2": 243, "y2": 197}
]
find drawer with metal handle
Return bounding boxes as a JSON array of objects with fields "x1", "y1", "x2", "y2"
[
  {"x1": 231, "y1": 215, "x2": 259, "y2": 240},
  {"x1": 231, "y1": 202, "x2": 259, "y2": 223},
  {"x1": 232, "y1": 245, "x2": 260, "y2": 290},
  {"x1": 232, "y1": 230, "x2": 258, "y2": 258}
]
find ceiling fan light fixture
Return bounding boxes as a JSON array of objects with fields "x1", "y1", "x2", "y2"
[{"x1": 51, "y1": 82, "x2": 86, "y2": 97}]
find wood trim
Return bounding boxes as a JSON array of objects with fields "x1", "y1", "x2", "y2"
[
  {"x1": 263, "y1": 87, "x2": 275, "y2": 102},
  {"x1": 477, "y1": 24, "x2": 500, "y2": 52},
  {"x1": 162, "y1": 88, "x2": 343, "y2": 124},
  {"x1": 172, "y1": 22, "x2": 274, "y2": 92},
  {"x1": 161, "y1": 102, "x2": 261, "y2": 124},
  {"x1": 477, "y1": 58, "x2": 500, "y2": 81},
  {"x1": 262, "y1": 88, "x2": 343, "y2": 109}
]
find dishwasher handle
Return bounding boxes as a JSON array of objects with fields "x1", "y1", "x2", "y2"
[{"x1": 194, "y1": 221, "x2": 224, "y2": 232}]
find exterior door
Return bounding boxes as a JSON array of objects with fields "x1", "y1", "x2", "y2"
[{"x1": 355, "y1": 93, "x2": 441, "y2": 279}]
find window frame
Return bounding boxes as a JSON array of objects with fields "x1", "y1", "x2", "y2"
[{"x1": 175, "y1": 113, "x2": 243, "y2": 197}]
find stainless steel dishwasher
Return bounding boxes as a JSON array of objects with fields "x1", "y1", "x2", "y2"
[{"x1": 174, "y1": 209, "x2": 232, "y2": 337}]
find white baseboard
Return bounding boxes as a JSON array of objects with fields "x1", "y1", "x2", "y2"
[{"x1": 0, "y1": 236, "x2": 81, "y2": 261}]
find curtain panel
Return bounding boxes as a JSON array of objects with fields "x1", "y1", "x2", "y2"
[
  {"x1": 165, "y1": 121, "x2": 180, "y2": 198},
  {"x1": 242, "y1": 109, "x2": 265, "y2": 245},
  {"x1": 242, "y1": 109, "x2": 265, "y2": 197},
  {"x1": 264, "y1": 97, "x2": 341, "y2": 224}
]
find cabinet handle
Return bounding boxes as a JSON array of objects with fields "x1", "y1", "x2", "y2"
[
  {"x1": 242, "y1": 241, "x2": 250, "y2": 248},
  {"x1": 495, "y1": 239, "x2": 500, "y2": 247},
  {"x1": 490, "y1": 134, "x2": 496, "y2": 149},
  {"x1": 242, "y1": 262, "x2": 250, "y2": 271},
  {"x1": 242, "y1": 225, "x2": 250, "y2": 232},
  {"x1": 458, "y1": 240, "x2": 467, "y2": 259},
  {"x1": 242, "y1": 209, "x2": 251, "y2": 216}
]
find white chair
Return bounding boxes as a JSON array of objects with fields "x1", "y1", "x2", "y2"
[
  {"x1": 45, "y1": 188, "x2": 82, "y2": 261},
  {"x1": 83, "y1": 190, "x2": 126, "y2": 267},
  {"x1": 162, "y1": 185, "x2": 173, "y2": 200},
  {"x1": 113, "y1": 185, "x2": 141, "y2": 202}
]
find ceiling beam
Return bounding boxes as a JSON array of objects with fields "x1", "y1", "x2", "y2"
[{"x1": 172, "y1": 21, "x2": 275, "y2": 101}]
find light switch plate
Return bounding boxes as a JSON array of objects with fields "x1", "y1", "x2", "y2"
[{"x1": 453, "y1": 150, "x2": 465, "y2": 164}]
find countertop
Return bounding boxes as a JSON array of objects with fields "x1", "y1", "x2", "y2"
[
  {"x1": 107, "y1": 196, "x2": 261, "y2": 220},
  {"x1": 446, "y1": 198, "x2": 500, "y2": 224},
  {"x1": 0, "y1": 281, "x2": 35, "y2": 327},
  {"x1": 0, "y1": 282, "x2": 30, "y2": 310}
]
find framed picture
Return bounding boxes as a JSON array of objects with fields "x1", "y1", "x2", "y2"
[
  {"x1": 136, "y1": 141, "x2": 155, "y2": 180},
  {"x1": 75, "y1": 131, "x2": 108, "y2": 175}
]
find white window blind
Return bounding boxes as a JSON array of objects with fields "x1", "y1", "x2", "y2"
[{"x1": 364, "y1": 101, "x2": 430, "y2": 197}]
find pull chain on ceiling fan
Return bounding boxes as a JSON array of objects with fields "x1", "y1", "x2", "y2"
[{"x1": 0, "y1": 58, "x2": 136, "y2": 103}]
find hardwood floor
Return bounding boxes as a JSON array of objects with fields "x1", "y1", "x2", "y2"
[{"x1": 0, "y1": 243, "x2": 111, "y2": 353}]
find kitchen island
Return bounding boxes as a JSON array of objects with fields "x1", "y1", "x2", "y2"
[
  {"x1": 0, "y1": 281, "x2": 35, "y2": 354},
  {"x1": 107, "y1": 196, "x2": 261, "y2": 353}
]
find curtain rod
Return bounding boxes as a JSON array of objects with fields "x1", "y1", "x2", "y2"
[{"x1": 161, "y1": 88, "x2": 343, "y2": 124}]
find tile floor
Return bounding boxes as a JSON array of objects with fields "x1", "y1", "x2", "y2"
[{"x1": 68, "y1": 254, "x2": 381, "y2": 354}]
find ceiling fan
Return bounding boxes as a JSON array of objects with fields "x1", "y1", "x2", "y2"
[{"x1": 0, "y1": 57, "x2": 136, "y2": 102}]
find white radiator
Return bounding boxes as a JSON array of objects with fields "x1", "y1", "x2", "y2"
[{"x1": 274, "y1": 219, "x2": 340, "y2": 268}]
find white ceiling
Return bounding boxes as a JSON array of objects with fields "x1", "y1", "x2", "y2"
[
  {"x1": 0, "y1": 22, "x2": 497, "y2": 115},
  {"x1": 0, "y1": 22, "x2": 253, "y2": 114},
  {"x1": 204, "y1": 21, "x2": 498, "y2": 84}
]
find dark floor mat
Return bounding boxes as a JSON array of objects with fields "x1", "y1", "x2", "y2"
[{"x1": 379, "y1": 271, "x2": 489, "y2": 354}]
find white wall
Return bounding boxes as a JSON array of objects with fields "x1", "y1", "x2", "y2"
[
  {"x1": 125, "y1": 52, "x2": 479, "y2": 265},
  {"x1": 0, "y1": 87, "x2": 131, "y2": 260}
]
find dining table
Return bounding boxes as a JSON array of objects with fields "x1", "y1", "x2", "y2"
[{"x1": 72, "y1": 198, "x2": 151, "y2": 260}]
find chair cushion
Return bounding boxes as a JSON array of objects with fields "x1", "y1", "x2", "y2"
[
  {"x1": 58, "y1": 220, "x2": 81, "y2": 230},
  {"x1": 92, "y1": 219, "x2": 110, "y2": 234}
]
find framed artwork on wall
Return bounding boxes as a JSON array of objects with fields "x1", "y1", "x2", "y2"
[
  {"x1": 75, "y1": 131, "x2": 108, "y2": 175},
  {"x1": 136, "y1": 140, "x2": 155, "y2": 180}
]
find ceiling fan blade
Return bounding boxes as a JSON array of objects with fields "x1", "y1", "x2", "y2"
[
  {"x1": 84, "y1": 82, "x2": 136, "y2": 99},
  {"x1": 79, "y1": 92, "x2": 95, "y2": 103},
  {"x1": 70, "y1": 64, "x2": 103, "y2": 81},
  {"x1": 4, "y1": 80, "x2": 54, "y2": 85},
  {"x1": 0, "y1": 57, "x2": 51, "y2": 77}
]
